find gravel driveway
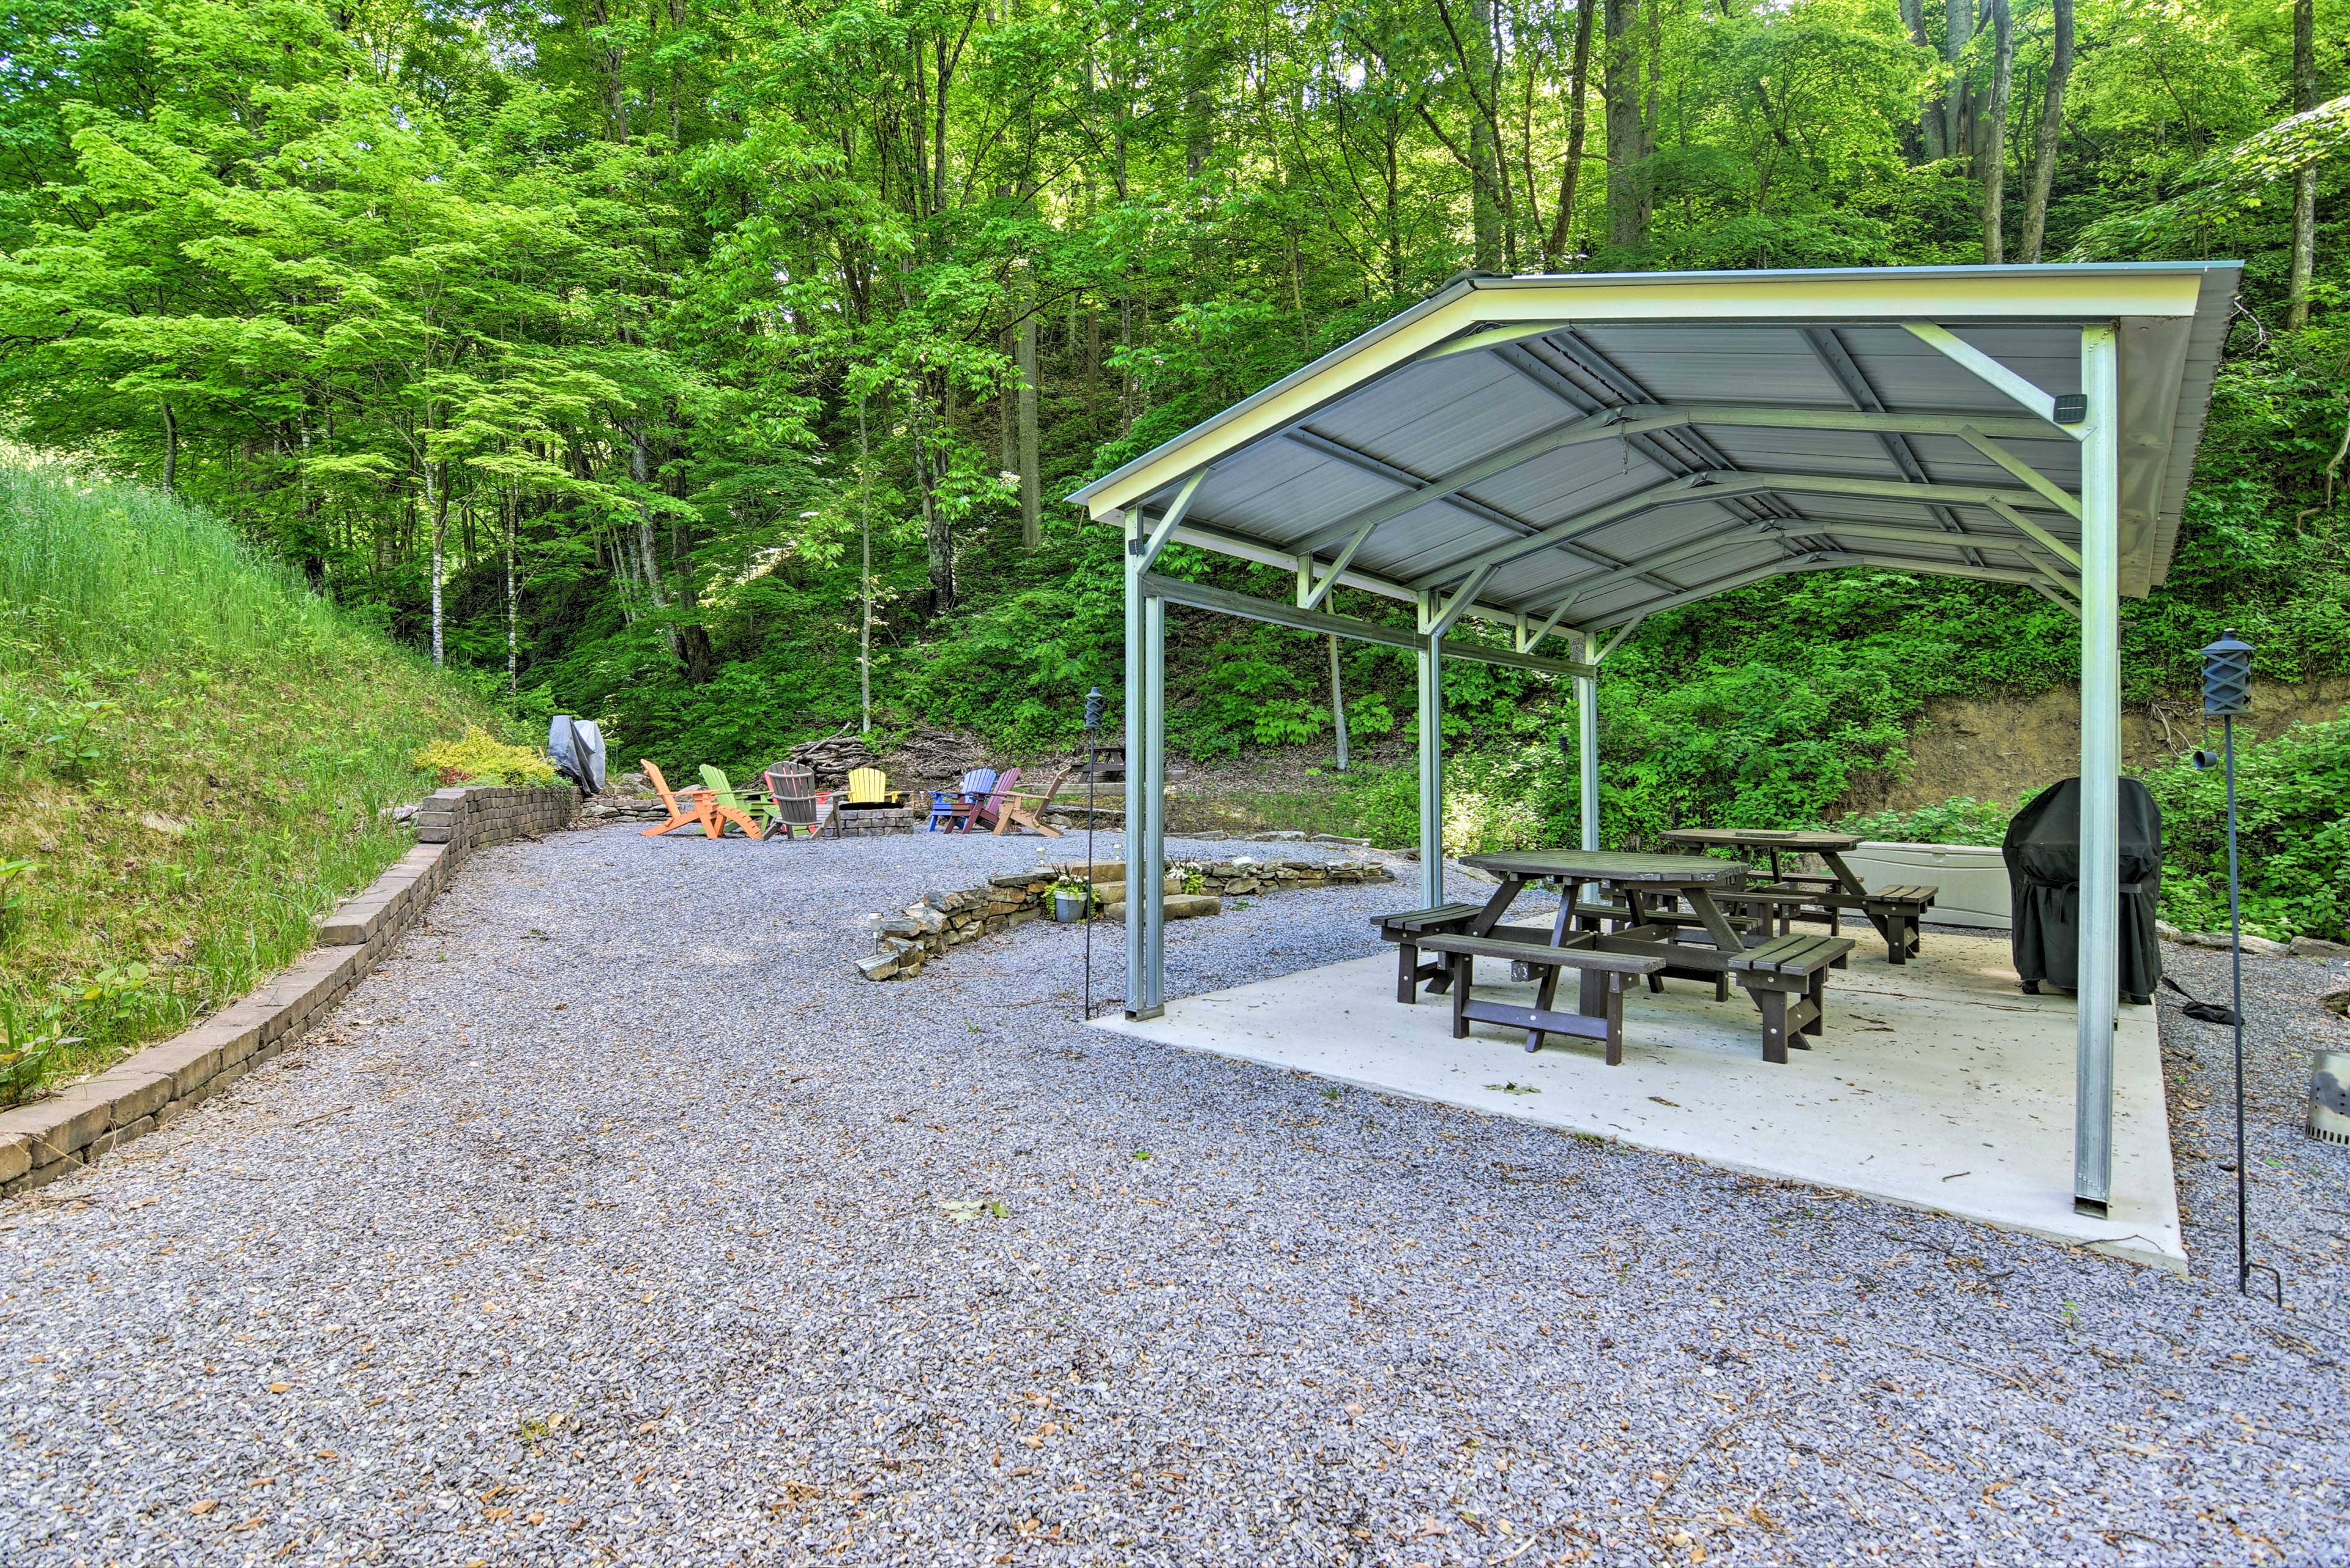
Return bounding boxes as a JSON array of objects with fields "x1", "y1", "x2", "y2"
[{"x1": 3, "y1": 825, "x2": 2344, "y2": 1566}]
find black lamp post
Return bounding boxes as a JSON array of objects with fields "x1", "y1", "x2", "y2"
[
  {"x1": 1083, "y1": 685, "x2": 1105, "y2": 1022},
  {"x1": 2196, "y1": 628, "x2": 2281, "y2": 1304}
]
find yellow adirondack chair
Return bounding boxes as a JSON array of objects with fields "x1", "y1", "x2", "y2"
[{"x1": 846, "y1": 766, "x2": 903, "y2": 806}]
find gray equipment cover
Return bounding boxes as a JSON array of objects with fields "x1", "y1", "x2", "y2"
[
  {"x1": 548, "y1": 715, "x2": 608, "y2": 795},
  {"x1": 2001, "y1": 776, "x2": 2163, "y2": 1001}
]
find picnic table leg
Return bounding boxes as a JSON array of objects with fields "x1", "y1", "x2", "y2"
[
  {"x1": 1804, "y1": 969, "x2": 1829, "y2": 1038},
  {"x1": 1465, "y1": 875, "x2": 1524, "y2": 937},
  {"x1": 1684, "y1": 888, "x2": 1751, "y2": 954},
  {"x1": 1602, "y1": 974, "x2": 1626, "y2": 1066},
  {"x1": 1524, "y1": 962, "x2": 1562, "y2": 1053},
  {"x1": 1449, "y1": 955, "x2": 1474, "y2": 1039},
  {"x1": 1396, "y1": 940, "x2": 1420, "y2": 1004},
  {"x1": 1821, "y1": 848, "x2": 1898, "y2": 950},
  {"x1": 1758, "y1": 988, "x2": 1792, "y2": 1066}
]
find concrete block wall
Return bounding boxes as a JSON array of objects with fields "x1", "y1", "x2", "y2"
[{"x1": 0, "y1": 784, "x2": 578, "y2": 1197}]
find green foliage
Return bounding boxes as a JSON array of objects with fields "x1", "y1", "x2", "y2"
[
  {"x1": 413, "y1": 727, "x2": 559, "y2": 788},
  {"x1": 0, "y1": 0, "x2": 2345, "y2": 909},
  {"x1": 0, "y1": 458, "x2": 502, "y2": 1092},
  {"x1": 1835, "y1": 797, "x2": 2017, "y2": 848},
  {"x1": 2145, "y1": 719, "x2": 2350, "y2": 942}
]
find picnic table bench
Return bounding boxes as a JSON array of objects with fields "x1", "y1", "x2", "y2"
[
  {"x1": 1727, "y1": 933, "x2": 1857, "y2": 1063},
  {"x1": 1411, "y1": 931, "x2": 1668, "y2": 1062},
  {"x1": 1660, "y1": 829, "x2": 1938, "y2": 965}
]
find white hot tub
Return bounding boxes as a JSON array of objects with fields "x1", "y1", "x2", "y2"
[{"x1": 1840, "y1": 841, "x2": 2012, "y2": 931}]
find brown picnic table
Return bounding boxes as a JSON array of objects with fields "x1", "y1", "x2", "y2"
[
  {"x1": 1373, "y1": 848, "x2": 1856, "y2": 1063},
  {"x1": 1658, "y1": 827, "x2": 1938, "y2": 964}
]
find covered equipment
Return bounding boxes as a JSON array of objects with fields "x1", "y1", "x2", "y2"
[{"x1": 2002, "y1": 777, "x2": 2163, "y2": 1003}]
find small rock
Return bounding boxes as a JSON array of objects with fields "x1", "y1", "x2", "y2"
[
  {"x1": 140, "y1": 812, "x2": 190, "y2": 837},
  {"x1": 1190, "y1": 830, "x2": 1232, "y2": 840},
  {"x1": 1256, "y1": 831, "x2": 1307, "y2": 841},
  {"x1": 2320, "y1": 988, "x2": 2349, "y2": 1018},
  {"x1": 2156, "y1": 920, "x2": 2185, "y2": 941},
  {"x1": 2289, "y1": 936, "x2": 2350, "y2": 958},
  {"x1": 1308, "y1": 834, "x2": 1370, "y2": 845}
]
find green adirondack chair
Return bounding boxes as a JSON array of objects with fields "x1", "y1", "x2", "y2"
[{"x1": 697, "y1": 764, "x2": 772, "y2": 840}]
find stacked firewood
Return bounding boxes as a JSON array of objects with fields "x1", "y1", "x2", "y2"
[
  {"x1": 781, "y1": 728, "x2": 881, "y2": 787},
  {"x1": 885, "y1": 723, "x2": 992, "y2": 784}
]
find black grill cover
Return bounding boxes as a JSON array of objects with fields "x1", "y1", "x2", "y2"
[{"x1": 2002, "y1": 776, "x2": 2163, "y2": 998}]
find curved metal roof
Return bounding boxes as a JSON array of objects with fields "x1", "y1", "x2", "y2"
[{"x1": 1070, "y1": 264, "x2": 2240, "y2": 634}]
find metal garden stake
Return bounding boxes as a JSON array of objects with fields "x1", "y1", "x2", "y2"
[
  {"x1": 1083, "y1": 685, "x2": 1104, "y2": 1022},
  {"x1": 2196, "y1": 628, "x2": 2281, "y2": 1304}
]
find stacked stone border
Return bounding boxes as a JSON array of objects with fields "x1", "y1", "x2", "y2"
[
  {"x1": 0, "y1": 785, "x2": 578, "y2": 1198},
  {"x1": 859, "y1": 855, "x2": 1393, "y2": 980}
]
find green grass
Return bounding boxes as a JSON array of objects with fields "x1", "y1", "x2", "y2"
[{"x1": 0, "y1": 456, "x2": 506, "y2": 1099}]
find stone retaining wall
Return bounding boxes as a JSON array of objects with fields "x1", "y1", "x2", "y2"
[
  {"x1": 858, "y1": 856, "x2": 1393, "y2": 980},
  {"x1": 0, "y1": 784, "x2": 579, "y2": 1198}
]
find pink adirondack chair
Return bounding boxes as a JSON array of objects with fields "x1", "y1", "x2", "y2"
[{"x1": 966, "y1": 768, "x2": 1022, "y2": 833}]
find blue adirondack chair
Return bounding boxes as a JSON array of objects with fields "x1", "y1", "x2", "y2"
[{"x1": 928, "y1": 768, "x2": 995, "y2": 832}]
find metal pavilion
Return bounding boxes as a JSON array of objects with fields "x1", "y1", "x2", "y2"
[{"x1": 1067, "y1": 262, "x2": 2240, "y2": 1217}]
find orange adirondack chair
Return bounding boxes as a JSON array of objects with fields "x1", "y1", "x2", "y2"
[
  {"x1": 994, "y1": 764, "x2": 1072, "y2": 837},
  {"x1": 640, "y1": 760, "x2": 718, "y2": 838}
]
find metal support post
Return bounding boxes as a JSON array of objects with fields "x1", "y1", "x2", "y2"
[
  {"x1": 1573, "y1": 633, "x2": 1601, "y2": 852},
  {"x1": 1124, "y1": 512, "x2": 1168, "y2": 1021},
  {"x1": 2075, "y1": 323, "x2": 2121, "y2": 1215},
  {"x1": 1416, "y1": 597, "x2": 1444, "y2": 908}
]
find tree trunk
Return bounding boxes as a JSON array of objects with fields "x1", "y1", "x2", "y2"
[
  {"x1": 2018, "y1": 0, "x2": 2072, "y2": 263},
  {"x1": 160, "y1": 401, "x2": 177, "y2": 495},
  {"x1": 1979, "y1": 0, "x2": 2013, "y2": 263},
  {"x1": 504, "y1": 487, "x2": 518, "y2": 698},
  {"x1": 1328, "y1": 635, "x2": 1349, "y2": 773},
  {"x1": 425, "y1": 460, "x2": 447, "y2": 668},
  {"x1": 1603, "y1": 0, "x2": 1649, "y2": 252},
  {"x1": 2291, "y1": 0, "x2": 2318, "y2": 329},
  {"x1": 916, "y1": 422, "x2": 955, "y2": 616},
  {"x1": 670, "y1": 462, "x2": 714, "y2": 685},
  {"x1": 1942, "y1": 0, "x2": 1969, "y2": 162},
  {"x1": 1469, "y1": 0, "x2": 1503, "y2": 272},
  {"x1": 1017, "y1": 302, "x2": 1042, "y2": 548},
  {"x1": 859, "y1": 403, "x2": 874, "y2": 732},
  {"x1": 1546, "y1": 0, "x2": 1598, "y2": 269}
]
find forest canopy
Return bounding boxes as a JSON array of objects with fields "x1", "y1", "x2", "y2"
[{"x1": 2, "y1": 0, "x2": 2347, "y2": 794}]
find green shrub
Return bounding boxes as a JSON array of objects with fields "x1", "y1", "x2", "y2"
[
  {"x1": 2144, "y1": 717, "x2": 2350, "y2": 942},
  {"x1": 1833, "y1": 796, "x2": 2015, "y2": 847},
  {"x1": 412, "y1": 727, "x2": 559, "y2": 788}
]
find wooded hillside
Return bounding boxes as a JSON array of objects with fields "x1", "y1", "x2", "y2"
[{"x1": 3, "y1": 0, "x2": 2348, "y2": 818}]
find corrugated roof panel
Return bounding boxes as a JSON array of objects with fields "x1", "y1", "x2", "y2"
[
  {"x1": 1308, "y1": 356, "x2": 1565, "y2": 476},
  {"x1": 1567, "y1": 324, "x2": 1855, "y2": 403},
  {"x1": 1100, "y1": 264, "x2": 2239, "y2": 628}
]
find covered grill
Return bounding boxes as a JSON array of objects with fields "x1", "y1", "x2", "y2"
[{"x1": 2003, "y1": 777, "x2": 2163, "y2": 1004}]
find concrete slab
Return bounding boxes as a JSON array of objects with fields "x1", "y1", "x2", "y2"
[{"x1": 1092, "y1": 932, "x2": 2184, "y2": 1272}]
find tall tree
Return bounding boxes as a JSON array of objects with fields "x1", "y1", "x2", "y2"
[
  {"x1": 1979, "y1": 0, "x2": 2014, "y2": 262},
  {"x1": 1604, "y1": 0, "x2": 1650, "y2": 252},
  {"x1": 2018, "y1": 0, "x2": 2073, "y2": 263},
  {"x1": 2290, "y1": 0, "x2": 2319, "y2": 329}
]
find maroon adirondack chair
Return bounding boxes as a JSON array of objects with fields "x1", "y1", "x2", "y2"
[{"x1": 964, "y1": 767, "x2": 1022, "y2": 833}]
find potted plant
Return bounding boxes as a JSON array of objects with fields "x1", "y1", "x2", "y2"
[
  {"x1": 1049, "y1": 877, "x2": 1095, "y2": 924},
  {"x1": 1833, "y1": 797, "x2": 2015, "y2": 931}
]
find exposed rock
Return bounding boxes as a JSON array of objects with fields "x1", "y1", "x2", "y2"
[
  {"x1": 2321, "y1": 988, "x2": 2349, "y2": 1018},
  {"x1": 2289, "y1": 936, "x2": 2350, "y2": 959},
  {"x1": 1308, "y1": 833, "x2": 1370, "y2": 845}
]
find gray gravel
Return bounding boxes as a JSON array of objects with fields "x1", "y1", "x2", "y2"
[{"x1": 4, "y1": 826, "x2": 2346, "y2": 1566}]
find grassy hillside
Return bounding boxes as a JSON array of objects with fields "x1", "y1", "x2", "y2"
[{"x1": 0, "y1": 458, "x2": 506, "y2": 1100}]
